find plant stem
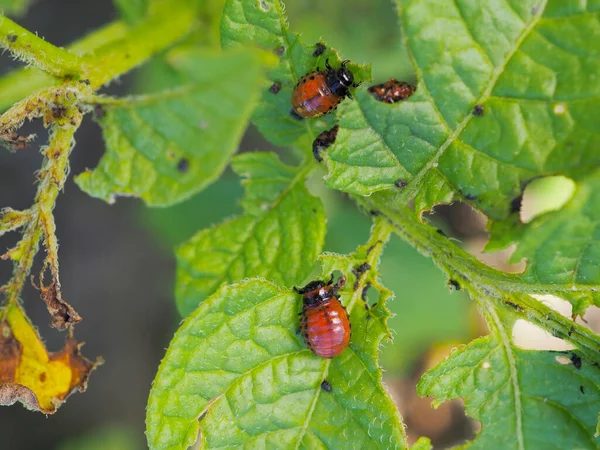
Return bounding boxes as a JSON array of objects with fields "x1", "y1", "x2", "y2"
[
  {"x1": 0, "y1": 21, "x2": 129, "y2": 112},
  {"x1": 0, "y1": 15, "x2": 85, "y2": 78},
  {"x1": 358, "y1": 193, "x2": 600, "y2": 363}
]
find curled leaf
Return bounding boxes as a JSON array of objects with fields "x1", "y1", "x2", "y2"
[{"x1": 0, "y1": 304, "x2": 100, "y2": 414}]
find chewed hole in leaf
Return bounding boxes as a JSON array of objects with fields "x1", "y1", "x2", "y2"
[
  {"x1": 258, "y1": 0, "x2": 270, "y2": 11},
  {"x1": 512, "y1": 295, "x2": 574, "y2": 351},
  {"x1": 555, "y1": 355, "x2": 572, "y2": 365},
  {"x1": 521, "y1": 176, "x2": 576, "y2": 223}
]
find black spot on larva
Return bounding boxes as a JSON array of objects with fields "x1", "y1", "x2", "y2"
[
  {"x1": 302, "y1": 78, "x2": 307, "y2": 84},
  {"x1": 571, "y1": 353, "x2": 582, "y2": 369},
  {"x1": 473, "y1": 104, "x2": 485, "y2": 116},
  {"x1": 177, "y1": 158, "x2": 190, "y2": 173},
  {"x1": 269, "y1": 82, "x2": 281, "y2": 94},
  {"x1": 310, "y1": 75, "x2": 315, "y2": 81},
  {"x1": 7, "y1": 34, "x2": 17, "y2": 43},
  {"x1": 321, "y1": 379, "x2": 332, "y2": 392}
]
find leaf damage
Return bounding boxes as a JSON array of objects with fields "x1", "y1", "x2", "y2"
[{"x1": 0, "y1": 305, "x2": 101, "y2": 414}]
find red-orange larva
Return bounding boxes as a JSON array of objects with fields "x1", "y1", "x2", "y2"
[
  {"x1": 294, "y1": 275, "x2": 351, "y2": 358},
  {"x1": 291, "y1": 59, "x2": 360, "y2": 119}
]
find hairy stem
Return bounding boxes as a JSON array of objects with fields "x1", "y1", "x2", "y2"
[
  {"x1": 358, "y1": 193, "x2": 600, "y2": 363},
  {"x1": 0, "y1": 15, "x2": 85, "y2": 78}
]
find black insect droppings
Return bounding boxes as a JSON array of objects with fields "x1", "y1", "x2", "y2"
[
  {"x1": 473, "y1": 104, "x2": 485, "y2": 116},
  {"x1": 275, "y1": 46, "x2": 285, "y2": 56},
  {"x1": 269, "y1": 82, "x2": 282, "y2": 94},
  {"x1": 312, "y1": 125, "x2": 339, "y2": 162},
  {"x1": 504, "y1": 300, "x2": 523, "y2": 312},
  {"x1": 568, "y1": 325, "x2": 575, "y2": 337},
  {"x1": 448, "y1": 279, "x2": 461, "y2": 291},
  {"x1": 580, "y1": 385, "x2": 585, "y2": 394},
  {"x1": 352, "y1": 262, "x2": 371, "y2": 290},
  {"x1": 369, "y1": 210, "x2": 380, "y2": 216},
  {"x1": 94, "y1": 104, "x2": 105, "y2": 119},
  {"x1": 177, "y1": 158, "x2": 190, "y2": 173},
  {"x1": 571, "y1": 353, "x2": 582, "y2": 370},
  {"x1": 313, "y1": 42, "x2": 326, "y2": 57},
  {"x1": 465, "y1": 193, "x2": 478, "y2": 201},
  {"x1": 321, "y1": 380, "x2": 332, "y2": 392},
  {"x1": 7, "y1": 34, "x2": 17, "y2": 43},
  {"x1": 436, "y1": 229, "x2": 447, "y2": 237}
]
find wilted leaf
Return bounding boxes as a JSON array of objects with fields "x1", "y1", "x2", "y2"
[
  {"x1": 418, "y1": 331, "x2": 600, "y2": 449},
  {"x1": 175, "y1": 152, "x2": 325, "y2": 316},
  {"x1": 221, "y1": 0, "x2": 370, "y2": 146},
  {"x1": 0, "y1": 304, "x2": 100, "y2": 414},
  {"x1": 76, "y1": 48, "x2": 267, "y2": 206},
  {"x1": 148, "y1": 233, "x2": 407, "y2": 449}
]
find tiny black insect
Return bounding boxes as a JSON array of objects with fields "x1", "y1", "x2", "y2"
[
  {"x1": 274, "y1": 46, "x2": 285, "y2": 56},
  {"x1": 568, "y1": 325, "x2": 575, "y2": 337},
  {"x1": 321, "y1": 380, "x2": 332, "y2": 392},
  {"x1": 448, "y1": 279, "x2": 461, "y2": 291},
  {"x1": 269, "y1": 82, "x2": 282, "y2": 94},
  {"x1": 473, "y1": 104, "x2": 485, "y2": 116},
  {"x1": 395, "y1": 179, "x2": 407, "y2": 188},
  {"x1": 313, "y1": 42, "x2": 326, "y2": 57}
]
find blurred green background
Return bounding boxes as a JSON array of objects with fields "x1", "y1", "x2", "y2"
[{"x1": 0, "y1": 0, "x2": 477, "y2": 448}]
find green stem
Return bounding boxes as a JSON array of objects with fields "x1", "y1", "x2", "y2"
[
  {"x1": 358, "y1": 194, "x2": 600, "y2": 363},
  {"x1": 0, "y1": 15, "x2": 85, "y2": 78},
  {"x1": 0, "y1": 21, "x2": 129, "y2": 112}
]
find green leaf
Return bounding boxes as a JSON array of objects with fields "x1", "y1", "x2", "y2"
[
  {"x1": 220, "y1": 0, "x2": 370, "y2": 146},
  {"x1": 418, "y1": 331, "x2": 600, "y2": 449},
  {"x1": 147, "y1": 220, "x2": 409, "y2": 450},
  {"x1": 324, "y1": 0, "x2": 600, "y2": 220},
  {"x1": 75, "y1": 48, "x2": 265, "y2": 206},
  {"x1": 113, "y1": 0, "x2": 149, "y2": 24},
  {"x1": 493, "y1": 169, "x2": 600, "y2": 314},
  {"x1": 175, "y1": 152, "x2": 325, "y2": 316}
]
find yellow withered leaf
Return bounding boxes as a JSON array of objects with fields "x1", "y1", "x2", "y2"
[{"x1": 0, "y1": 304, "x2": 101, "y2": 414}]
